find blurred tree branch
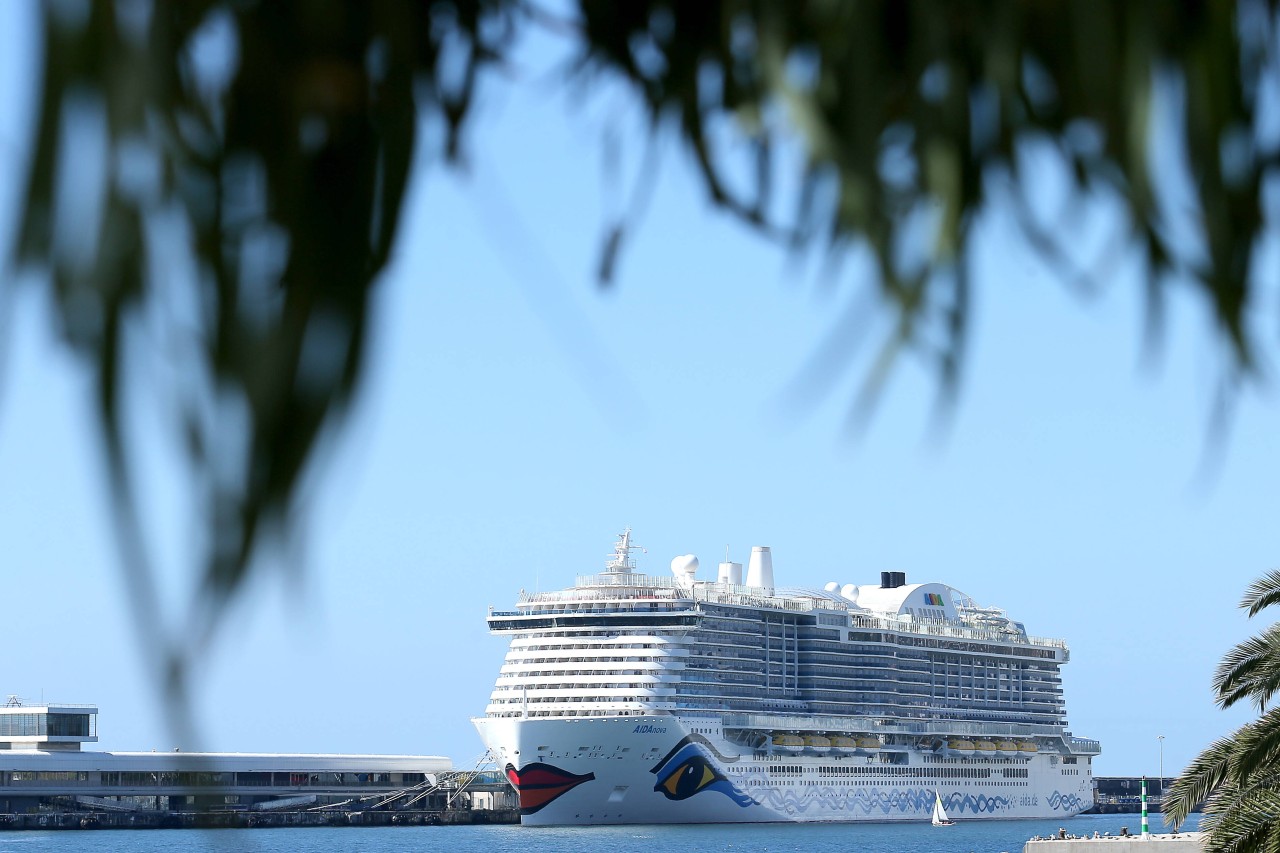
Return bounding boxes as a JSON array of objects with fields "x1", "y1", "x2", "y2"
[{"x1": 7, "y1": 0, "x2": 1279, "y2": 732}]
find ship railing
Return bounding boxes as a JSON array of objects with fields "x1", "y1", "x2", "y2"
[
  {"x1": 569, "y1": 576, "x2": 838, "y2": 614},
  {"x1": 720, "y1": 713, "x2": 1071, "y2": 740},
  {"x1": 1067, "y1": 736, "x2": 1102, "y2": 754},
  {"x1": 505, "y1": 576, "x2": 1069, "y2": 650},
  {"x1": 852, "y1": 615, "x2": 1067, "y2": 650}
]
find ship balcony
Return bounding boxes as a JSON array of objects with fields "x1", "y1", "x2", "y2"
[
  {"x1": 1067, "y1": 736, "x2": 1101, "y2": 755},
  {"x1": 721, "y1": 712, "x2": 1071, "y2": 740}
]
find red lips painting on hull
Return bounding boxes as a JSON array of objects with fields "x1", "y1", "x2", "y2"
[{"x1": 505, "y1": 762, "x2": 596, "y2": 814}]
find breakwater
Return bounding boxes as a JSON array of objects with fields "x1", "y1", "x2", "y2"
[
  {"x1": 1025, "y1": 832, "x2": 1202, "y2": 852},
  {"x1": 0, "y1": 808, "x2": 520, "y2": 830}
]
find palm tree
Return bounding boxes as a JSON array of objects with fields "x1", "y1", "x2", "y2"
[{"x1": 1165, "y1": 570, "x2": 1280, "y2": 852}]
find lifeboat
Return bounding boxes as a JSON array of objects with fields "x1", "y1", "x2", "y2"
[
  {"x1": 947, "y1": 739, "x2": 976, "y2": 756},
  {"x1": 854, "y1": 736, "x2": 882, "y2": 753},
  {"x1": 830, "y1": 735, "x2": 858, "y2": 753},
  {"x1": 1016, "y1": 741, "x2": 1039, "y2": 754},
  {"x1": 771, "y1": 733, "x2": 804, "y2": 754},
  {"x1": 804, "y1": 735, "x2": 832, "y2": 754},
  {"x1": 995, "y1": 740, "x2": 1018, "y2": 756},
  {"x1": 975, "y1": 740, "x2": 997, "y2": 754}
]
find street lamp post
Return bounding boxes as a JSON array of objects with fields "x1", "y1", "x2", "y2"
[{"x1": 1158, "y1": 735, "x2": 1165, "y2": 800}]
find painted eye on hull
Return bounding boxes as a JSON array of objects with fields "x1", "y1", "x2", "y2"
[
  {"x1": 649, "y1": 738, "x2": 754, "y2": 807},
  {"x1": 658, "y1": 755, "x2": 721, "y2": 800}
]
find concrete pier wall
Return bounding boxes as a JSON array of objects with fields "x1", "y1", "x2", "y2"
[
  {"x1": 0, "y1": 808, "x2": 520, "y2": 830},
  {"x1": 1025, "y1": 833, "x2": 1202, "y2": 853}
]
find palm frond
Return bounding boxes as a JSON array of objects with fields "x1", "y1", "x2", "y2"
[
  {"x1": 1214, "y1": 625, "x2": 1280, "y2": 710},
  {"x1": 1229, "y1": 709, "x2": 1280, "y2": 786},
  {"x1": 1242, "y1": 569, "x2": 1280, "y2": 619},
  {"x1": 1199, "y1": 782, "x2": 1280, "y2": 853},
  {"x1": 1165, "y1": 733, "x2": 1244, "y2": 826}
]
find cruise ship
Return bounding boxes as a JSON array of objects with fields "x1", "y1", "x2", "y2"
[{"x1": 473, "y1": 530, "x2": 1099, "y2": 825}]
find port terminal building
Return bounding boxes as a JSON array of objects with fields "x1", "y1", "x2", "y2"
[{"x1": 0, "y1": 698, "x2": 510, "y2": 814}]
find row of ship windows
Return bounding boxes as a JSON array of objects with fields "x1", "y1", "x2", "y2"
[
  {"x1": 701, "y1": 663, "x2": 1060, "y2": 684},
  {"x1": 488, "y1": 708, "x2": 1063, "y2": 734},
  {"x1": 498, "y1": 670, "x2": 1059, "y2": 697},
  {"x1": 761, "y1": 765, "x2": 1031, "y2": 779},
  {"x1": 495, "y1": 678, "x2": 1059, "y2": 705},
  {"x1": 778, "y1": 765, "x2": 1002, "y2": 778},
  {"x1": 496, "y1": 676, "x2": 1060, "y2": 703},
  {"x1": 681, "y1": 659, "x2": 1059, "y2": 678},
  {"x1": 748, "y1": 654, "x2": 1035, "y2": 674},
  {"x1": 492, "y1": 689, "x2": 654, "y2": 698},
  {"x1": 684, "y1": 636, "x2": 1056, "y2": 668},
  {"x1": 784, "y1": 779, "x2": 1029, "y2": 787},
  {"x1": 496, "y1": 682, "x2": 1065, "y2": 705},
  {"x1": 512, "y1": 635, "x2": 681, "y2": 645},
  {"x1": 795, "y1": 680, "x2": 1058, "y2": 696},
  {"x1": 677, "y1": 689, "x2": 1062, "y2": 711},
  {"x1": 486, "y1": 706, "x2": 640, "y2": 712},
  {"x1": 691, "y1": 627, "x2": 1057, "y2": 659},
  {"x1": 502, "y1": 659, "x2": 1060, "y2": 688},
  {"x1": 489, "y1": 695, "x2": 1066, "y2": 724},
  {"x1": 505, "y1": 657, "x2": 669, "y2": 664},
  {"x1": 921, "y1": 756, "x2": 1031, "y2": 765},
  {"x1": 686, "y1": 680, "x2": 1061, "y2": 699},
  {"x1": 698, "y1": 641, "x2": 1060, "y2": 665},
  {"x1": 512, "y1": 630, "x2": 1061, "y2": 664},
  {"x1": 499, "y1": 671, "x2": 663, "y2": 679},
  {"x1": 501, "y1": 663, "x2": 1061, "y2": 686},
  {"x1": 677, "y1": 705, "x2": 1065, "y2": 727},
  {"x1": 491, "y1": 688, "x2": 1057, "y2": 713}
]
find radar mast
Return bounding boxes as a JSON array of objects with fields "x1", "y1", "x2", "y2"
[{"x1": 605, "y1": 527, "x2": 645, "y2": 573}]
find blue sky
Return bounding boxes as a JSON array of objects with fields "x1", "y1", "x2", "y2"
[{"x1": 2, "y1": 2, "x2": 1278, "y2": 783}]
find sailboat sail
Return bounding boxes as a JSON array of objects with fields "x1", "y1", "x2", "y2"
[{"x1": 932, "y1": 791, "x2": 954, "y2": 826}]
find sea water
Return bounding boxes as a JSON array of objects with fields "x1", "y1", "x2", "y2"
[{"x1": 0, "y1": 813, "x2": 1200, "y2": 853}]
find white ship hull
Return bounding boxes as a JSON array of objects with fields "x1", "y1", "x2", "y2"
[{"x1": 475, "y1": 715, "x2": 1094, "y2": 826}]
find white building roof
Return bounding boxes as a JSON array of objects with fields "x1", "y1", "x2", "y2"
[{"x1": 0, "y1": 750, "x2": 452, "y2": 773}]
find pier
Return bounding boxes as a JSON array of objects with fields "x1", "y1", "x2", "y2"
[
  {"x1": 1025, "y1": 833, "x2": 1202, "y2": 852},
  {"x1": 0, "y1": 699, "x2": 519, "y2": 828},
  {"x1": 1089, "y1": 777, "x2": 1169, "y2": 814},
  {"x1": 0, "y1": 807, "x2": 519, "y2": 830}
]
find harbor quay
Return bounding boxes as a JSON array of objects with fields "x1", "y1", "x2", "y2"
[
  {"x1": 0, "y1": 807, "x2": 519, "y2": 830},
  {"x1": 1089, "y1": 777, "x2": 1171, "y2": 813},
  {"x1": 1025, "y1": 833, "x2": 1203, "y2": 852},
  {"x1": 0, "y1": 698, "x2": 518, "y2": 829}
]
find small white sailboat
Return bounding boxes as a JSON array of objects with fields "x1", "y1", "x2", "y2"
[{"x1": 931, "y1": 791, "x2": 955, "y2": 826}]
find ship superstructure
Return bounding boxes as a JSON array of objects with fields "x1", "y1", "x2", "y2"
[{"x1": 473, "y1": 530, "x2": 1098, "y2": 825}]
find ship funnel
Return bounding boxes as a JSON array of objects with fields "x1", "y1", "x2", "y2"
[
  {"x1": 880, "y1": 571, "x2": 891, "y2": 589},
  {"x1": 746, "y1": 546, "x2": 774, "y2": 593},
  {"x1": 891, "y1": 571, "x2": 907, "y2": 588},
  {"x1": 718, "y1": 561, "x2": 743, "y2": 586}
]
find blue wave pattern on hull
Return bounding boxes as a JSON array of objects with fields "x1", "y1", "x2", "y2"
[
  {"x1": 740, "y1": 786, "x2": 1085, "y2": 817},
  {"x1": 1047, "y1": 791, "x2": 1087, "y2": 812},
  {"x1": 745, "y1": 786, "x2": 1014, "y2": 816}
]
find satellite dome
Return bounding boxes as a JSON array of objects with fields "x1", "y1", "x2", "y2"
[{"x1": 670, "y1": 554, "x2": 699, "y2": 577}]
